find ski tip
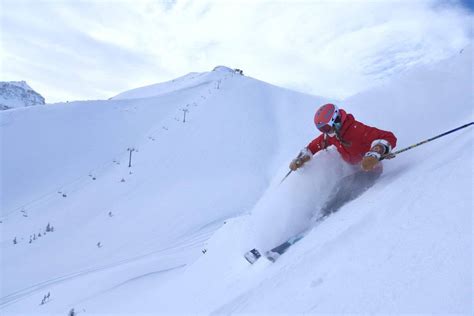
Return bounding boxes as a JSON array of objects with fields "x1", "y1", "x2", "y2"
[{"x1": 244, "y1": 248, "x2": 261, "y2": 264}]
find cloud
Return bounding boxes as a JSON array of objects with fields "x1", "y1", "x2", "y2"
[{"x1": 1, "y1": 0, "x2": 472, "y2": 103}]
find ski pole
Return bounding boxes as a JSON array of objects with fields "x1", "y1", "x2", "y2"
[
  {"x1": 280, "y1": 151, "x2": 305, "y2": 184},
  {"x1": 381, "y1": 121, "x2": 473, "y2": 160},
  {"x1": 280, "y1": 169, "x2": 293, "y2": 184}
]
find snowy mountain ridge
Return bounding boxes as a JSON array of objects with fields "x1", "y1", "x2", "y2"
[
  {"x1": 0, "y1": 47, "x2": 472, "y2": 315},
  {"x1": 0, "y1": 81, "x2": 45, "y2": 110},
  {"x1": 111, "y1": 66, "x2": 241, "y2": 100}
]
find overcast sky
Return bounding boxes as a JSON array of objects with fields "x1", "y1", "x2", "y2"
[{"x1": 1, "y1": 0, "x2": 472, "y2": 103}]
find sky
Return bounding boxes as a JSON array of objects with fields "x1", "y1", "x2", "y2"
[{"x1": 1, "y1": 0, "x2": 472, "y2": 103}]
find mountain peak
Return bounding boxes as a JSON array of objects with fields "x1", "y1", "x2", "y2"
[{"x1": 0, "y1": 81, "x2": 45, "y2": 110}]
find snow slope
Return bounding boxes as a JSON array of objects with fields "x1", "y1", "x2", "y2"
[
  {"x1": 0, "y1": 66, "x2": 326, "y2": 313},
  {"x1": 1, "y1": 46, "x2": 472, "y2": 315}
]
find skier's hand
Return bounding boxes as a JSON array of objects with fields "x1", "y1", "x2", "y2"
[
  {"x1": 361, "y1": 152, "x2": 380, "y2": 171},
  {"x1": 289, "y1": 150, "x2": 311, "y2": 171},
  {"x1": 289, "y1": 158, "x2": 304, "y2": 171}
]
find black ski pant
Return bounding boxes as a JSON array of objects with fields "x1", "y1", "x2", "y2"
[{"x1": 319, "y1": 169, "x2": 381, "y2": 218}]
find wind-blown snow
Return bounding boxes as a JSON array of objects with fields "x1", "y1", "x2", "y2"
[{"x1": 0, "y1": 46, "x2": 472, "y2": 315}]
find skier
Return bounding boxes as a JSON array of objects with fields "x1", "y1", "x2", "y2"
[{"x1": 289, "y1": 103, "x2": 397, "y2": 217}]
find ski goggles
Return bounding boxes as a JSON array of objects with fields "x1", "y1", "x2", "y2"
[
  {"x1": 316, "y1": 122, "x2": 335, "y2": 133},
  {"x1": 317, "y1": 120, "x2": 342, "y2": 134}
]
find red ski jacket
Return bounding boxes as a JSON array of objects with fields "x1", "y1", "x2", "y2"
[{"x1": 307, "y1": 110, "x2": 397, "y2": 165}]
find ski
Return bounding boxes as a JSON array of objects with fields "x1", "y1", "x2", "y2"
[
  {"x1": 264, "y1": 230, "x2": 308, "y2": 262},
  {"x1": 243, "y1": 229, "x2": 309, "y2": 264},
  {"x1": 244, "y1": 215, "x2": 328, "y2": 264}
]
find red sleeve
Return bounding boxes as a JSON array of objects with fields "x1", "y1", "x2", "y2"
[
  {"x1": 307, "y1": 134, "x2": 328, "y2": 155},
  {"x1": 365, "y1": 126, "x2": 397, "y2": 150}
]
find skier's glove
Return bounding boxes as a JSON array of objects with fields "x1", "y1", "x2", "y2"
[
  {"x1": 361, "y1": 142, "x2": 389, "y2": 171},
  {"x1": 289, "y1": 158, "x2": 305, "y2": 171},
  {"x1": 289, "y1": 149, "x2": 311, "y2": 171},
  {"x1": 361, "y1": 152, "x2": 380, "y2": 171}
]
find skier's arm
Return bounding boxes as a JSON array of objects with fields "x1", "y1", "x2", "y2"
[
  {"x1": 307, "y1": 134, "x2": 328, "y2": 155},
  {"x1": 289, "y1": 135, "x2": 327, "y2": 171},
  {"x1": 362, "y1": 127, "x2": 397, "y2": 171},
  {"x1": 366, "y1": 127, "x2": 397, "y2": 154}
]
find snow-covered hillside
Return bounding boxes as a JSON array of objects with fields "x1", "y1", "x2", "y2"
[
  {"x1": 111, "y1": 66, "x2": 239, "y2": 101},
  {"x1": 0, "y1": 81, "x2": 45, "y2": 111},
  {"x1": 0, "y1": 46, "x2": 472, "y2": 315}
]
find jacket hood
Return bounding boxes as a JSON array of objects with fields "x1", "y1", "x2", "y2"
[{"x1": 338, "y1": 110, "x2": 355, "y2": 137}]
